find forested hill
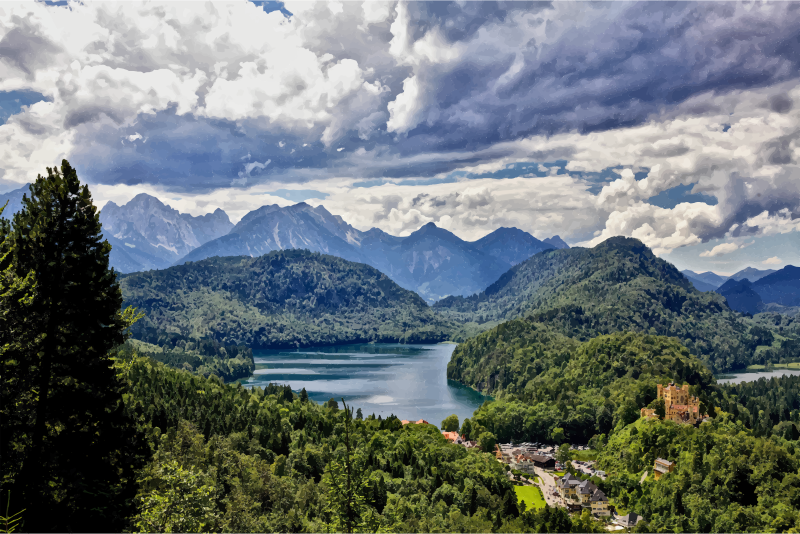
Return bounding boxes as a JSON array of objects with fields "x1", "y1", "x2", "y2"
[
  {"x1": 121, "y1": 250, "x2": 455, "y2": 349},
  {"x1": 436, "y1": 236, "x2": 768, "y2": 372},
  {"x1": 461, "y1": 331, "x2": 717, "y2": 443}
]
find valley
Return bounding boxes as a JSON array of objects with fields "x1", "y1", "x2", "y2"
[{"x1": 4, "y1": 167, "x2": 800, "y2": 533}]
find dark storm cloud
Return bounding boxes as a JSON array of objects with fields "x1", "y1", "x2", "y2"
[
  {"x1": 0, "y1": 16, "x2": 61, "y2": 77},
  {"x1": 69, "y1": 110, "x2": 338, "y2": 191},
  {"x1": 389, "y1": 2, "x2": 800, "y2": 155}
]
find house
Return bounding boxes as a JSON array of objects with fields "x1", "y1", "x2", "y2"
[
  {"x1": 617, "y1": 513, "x2": 642, "y2": 529},
  {"x1": 640, "y1": 382, "x2": 705, "y2": 424},
  {"x1": 530, "y1": 454, "x2": 556, "y2": 469},
  {"x1": 557, "y1": 472, "x2": 581, "y2": 499},
  {"x1": 590, "y1": 488, "x2": 610, "y2": 516},
  {"x1": 463, "y1": 440, "x2": 479, "y2": 449},
  {"x1": 442, "y1": 431, "x2": 461, "y2": 442},
  {"x1": 653, "y1": 458, "x2": 675, "y2": 480},
  {"x1": 510, "y1": 454, "x2": 541, "y2": 474},
  {"x1": 577, "y1": 479, "x2": 598, "y2": 506}
]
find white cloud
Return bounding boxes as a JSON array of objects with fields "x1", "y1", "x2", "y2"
[
  {"x1": 1, "y1": 0, "x2": 799, "y2": 268},
  {"x1": 700, "y1": 242, "x2": 742, "y2": 258},
  {"x1": 763, "y1": 256, "x2": 782, "y2": 265}
]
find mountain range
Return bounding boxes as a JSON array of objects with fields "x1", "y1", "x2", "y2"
[
  {"x1": 102, "y1": 194, "x2": 564, "y2": 303},
  {"x1": 682, "y1": 267, "x2": 776, "y2": 292},
  {"x1": 715, "y1": 265, "x2": 800, "y2": 315}
]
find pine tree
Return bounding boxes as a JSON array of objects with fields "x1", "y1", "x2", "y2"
[
  {"x1": 3, "y1": 161, "x2": 145, "y2": 532},
  {"x1": 0, "y1": 204, "x2": 37, "y2": 530}
]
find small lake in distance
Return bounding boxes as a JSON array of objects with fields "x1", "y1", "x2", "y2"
[
  {"x1": 244, "y1": 343, "x2": 490, "y2": 425},
  {"x1": 717, "y1": 369, "x2": 800, "y2": 385}
]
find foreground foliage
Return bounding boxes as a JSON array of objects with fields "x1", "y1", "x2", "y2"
[
  {"x1": 597, "y1": 416, "x2": 800, "y2": 532},
  {"x1": 0, "y1": 161, "x2": 145, "y2": 532}
]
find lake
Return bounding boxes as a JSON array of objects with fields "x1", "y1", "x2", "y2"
[
  {"x1": 243, "y1": 343, "x2": 490, "y2": 425},
  {"x1": 717, "y1": 369, "x2": 800, "y2": 385}
]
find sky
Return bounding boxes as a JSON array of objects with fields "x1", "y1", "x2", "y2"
[{"x1": 1, "y1": 0, "x2": 799, "y2": 275}]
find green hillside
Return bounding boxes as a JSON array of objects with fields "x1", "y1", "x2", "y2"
[
  {"x1": 595, "y1": 416, "x2": 800, "y2": 532},
  {"x1": 121, "y1": 250, "x2": 455, "y2": 350},
  {"x1": 437, "y1": 237, "x2": 773, "y2": 372},
  {"x1": 461, "y1": 331, "x2": 715, "y2": 443}
]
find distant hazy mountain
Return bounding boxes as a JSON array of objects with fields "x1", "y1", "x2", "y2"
[
  {"x1": 715, "y1": 279, "x2": 763, "y2": 315},
  {"x1": 100, "y1": 194, "x2": 233, "y2": 272},
  {"x1": 714, "y1": 265, "x2": 800, "y2": 314},
  {"x1": 753, "y1": 265, "x2": 800, "y2": 307},
  {"x1": 471, "y1": 227, "x2": 555, "y2": 266},
  {"x1": 682, "y1": 268, "x2": 776, "y2": 293},
  {"x1": 180, "y1": 203, "x2": 367, "y2": 266},
  {"x1": 361, "y1": 222, "x2": 514, "y2": 302},
  {"x1": 0, "y1": 185, "x2": 28, "y2": 218},
  {"x1": 728, "y1": 267, "x2": 776, "y2": 283},
  {"x1": 682, "y1": 270, "x2": 728, "y2": 287},
  {"x1": 178, "y1": 203, "x2": 549, "y2": 303},
  {"x1": 543, "y1": 235, "x2": 569, "y2": 250},
  {"x1": 682, "y1": 274, "x2": 718, "y2": 292}
]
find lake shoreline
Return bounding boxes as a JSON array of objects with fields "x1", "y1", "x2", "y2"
[{"x1": 244, "y1": 342, "x2": 491, "y2": 424}]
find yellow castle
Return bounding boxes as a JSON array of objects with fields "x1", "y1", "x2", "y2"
[{"x1": 641, "y1": 383, "x2": 705, "y2": 424}]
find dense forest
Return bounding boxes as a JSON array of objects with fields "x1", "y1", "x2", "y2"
[
  {"x1": 119, "y1": 338, "x2": 255, "y2": 382},
  {"x1": 119, "y1": 356, "x2": 529, "y2": 533},
  {"x1": 456, "y1": 331, "x2": 716, "y2": 444},
  {"x1": 120, "y1": 251, "x2": 456, "y2": 354},
  {"x1": 595, "y1": 415, "x2": 800, "y2": 532},
  {"x1": 435, "y1": 237, "x2": 799, "y2": 373}
]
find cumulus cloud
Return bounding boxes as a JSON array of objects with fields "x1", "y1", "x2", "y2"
[
  {"x1": 700, "y1": 242, "x2": 742, "y2": 258},
  {"x1": 763, "y1": 256, "x2": 782, "y2": 265},
  {"x1": 1, "y1": 0, "x2": 800, "y2": 263}
]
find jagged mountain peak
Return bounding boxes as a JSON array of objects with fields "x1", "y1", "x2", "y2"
[{"x1": 100, "y1": 194, "x2": 233, "y2": 273}]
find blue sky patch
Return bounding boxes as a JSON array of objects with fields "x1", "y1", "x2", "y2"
[
  {"x1": 0, "y1": 91, "x2": 48, "y2": 126},
  {"x1": 648, "y1": 184, "x2": 719, "y2": 209}
]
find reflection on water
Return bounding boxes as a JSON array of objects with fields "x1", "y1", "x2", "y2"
[
  {"x1": 717, "y1": 369, "x2": 800, "y2": 385},
  {"x1": 244, "y1": 343, "x2": 490, "y2": 425}
]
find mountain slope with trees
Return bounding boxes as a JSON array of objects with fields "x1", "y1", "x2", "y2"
[
  {"x1": 121, "y1": 250, "x2": 455, "y2": 350},
  {"x1": 455, "y1": 331, "x2": 715, "y2": 444},
  {"x1": 437, "y1": 237, "x2": 768, "y2": 372}
]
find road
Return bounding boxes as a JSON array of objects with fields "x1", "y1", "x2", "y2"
[{"x1": 534, "y1": 466, "x2": 565, "y2": 509}]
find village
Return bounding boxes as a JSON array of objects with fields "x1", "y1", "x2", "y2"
[{"x1": 430, "y1": 382, "x2": 707, "y2": 531}]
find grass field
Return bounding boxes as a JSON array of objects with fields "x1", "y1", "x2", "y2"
[
  {"x1": 571, "y1": 449, "x2": 598, "y2": 461},
  {"x1": 552, "y1": 471, "x2": 566, "y2": 476},
  {"x1": 515, "y1": 486, "x2": 546, "y2": 510}
]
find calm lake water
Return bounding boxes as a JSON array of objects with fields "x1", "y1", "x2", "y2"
[
  {"x1": 243, "y1": 343, "x2": 490, "y2": 425},
  {"x1": 717, "y1": 369, "x2": 800, "y2": 385}
]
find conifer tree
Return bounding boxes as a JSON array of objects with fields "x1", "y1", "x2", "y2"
[{"x1": 2, "y1": 161, "x2": 144, "y2": 532}]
